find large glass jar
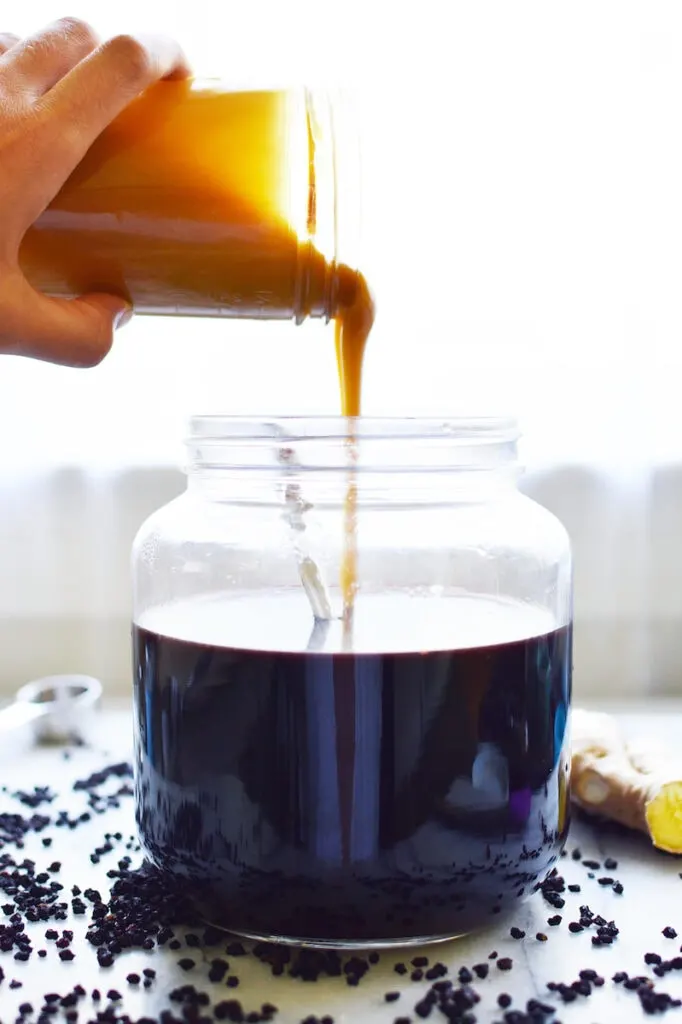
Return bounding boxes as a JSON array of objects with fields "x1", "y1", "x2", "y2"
[{"x1": 132, "y1": 417, "x2": 572, "y2": 948}]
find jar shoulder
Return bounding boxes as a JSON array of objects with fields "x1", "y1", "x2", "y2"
[{"x1": 132, "y1": 488, "x2": 570, "y2": 557}]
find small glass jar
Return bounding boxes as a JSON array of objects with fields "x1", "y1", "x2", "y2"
[
  {"x1": 132, "y1": 417, "x2": 572, "y2": 948},
  {"x1": 20, "y1": 81, "x2": 359, "y2": 322}
]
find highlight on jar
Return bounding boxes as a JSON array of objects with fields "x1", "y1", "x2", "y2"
[{"x1": 131, "y1": 416, "x2": 573, "y2": 948}]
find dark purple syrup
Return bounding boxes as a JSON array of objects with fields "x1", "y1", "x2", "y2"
[{"x1": 133, "y1": 614, "x2": 571, "y2": 944}]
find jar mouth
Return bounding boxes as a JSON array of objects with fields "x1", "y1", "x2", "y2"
[{"x1": 186, "y1": 416, "x2": 519, "y2": 474}]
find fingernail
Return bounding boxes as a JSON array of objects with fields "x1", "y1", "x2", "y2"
[{"x1": 114, "y1": 305, "x2": 133, "y2": 330}]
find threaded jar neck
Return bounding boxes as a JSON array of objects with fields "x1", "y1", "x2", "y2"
[{"x1": 184, "y1": 417, "x2": 521, "y2": 506}]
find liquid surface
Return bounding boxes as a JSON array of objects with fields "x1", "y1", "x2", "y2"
[
  {"x1": 134, "y1": 594, "x2": 571, "y2": 943},
  {"x1": 136, "y1": 591, "x2": 557, "y2": 655}
]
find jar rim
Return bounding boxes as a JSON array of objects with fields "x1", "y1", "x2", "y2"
[
  {"x1": 186, "y1": 416, "x2": 520, "y2": 476},
  {"x1": 187, "y1": 415, "x2": 519, "y2": 444}
]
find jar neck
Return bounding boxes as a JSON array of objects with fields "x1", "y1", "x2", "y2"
[
  {"x1": 294, "y1": 241, "x2": 337, "y2": 323},
  {"x1": 184, "y1": 417, "x2": 521, "y2": 506},
  {"x1": 187, "y1": 467, "x2": 520, "y2": 507}
]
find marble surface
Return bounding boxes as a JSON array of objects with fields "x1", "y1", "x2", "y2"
[{"x1": 0, "y1": 703, "x2": 681, "y2": 1024}]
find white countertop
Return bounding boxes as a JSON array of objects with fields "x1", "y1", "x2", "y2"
[{"x1": 1, "y1": 703, "x2": 681, "y2": 1024}]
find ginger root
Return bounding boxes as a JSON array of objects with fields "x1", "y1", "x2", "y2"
[{"x1": 571, "y1": 708, "x2": 682, "y2": 854}]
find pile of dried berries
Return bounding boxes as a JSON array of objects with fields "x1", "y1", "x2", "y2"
[{"x1": 1, "y1": 763, "x2": 681, "y2": 1024}]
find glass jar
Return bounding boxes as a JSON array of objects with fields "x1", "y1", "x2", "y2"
[
  {"x1": 132, "y1": 417, "x2": 572, "y2": 949},
  {"x1": 20, "y1": 80, "x2": 359, "y2": 323}
]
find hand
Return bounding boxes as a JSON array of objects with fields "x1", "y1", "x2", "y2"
[{"x1": 0, "y1": 19, "x2": 190, "y2": 367}]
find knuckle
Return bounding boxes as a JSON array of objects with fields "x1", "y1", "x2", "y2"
[
  {"x1": 103, "y1": 34, "x2": 152, "y2": 82},
  {"x1": 52, "y1": 17, "x2": 99, "y2": 52}
]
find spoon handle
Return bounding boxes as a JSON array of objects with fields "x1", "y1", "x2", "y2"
[{"x1": 0, "y1": 700, "x2": 45, "y2": 735}]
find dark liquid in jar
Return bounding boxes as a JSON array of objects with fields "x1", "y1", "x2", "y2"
[{"x1": 133, "y1": 594, "x2": 571, "y2": 944}]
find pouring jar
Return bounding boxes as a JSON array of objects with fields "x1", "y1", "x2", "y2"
[
  {"x1": 20, "y1": 80, "x2": 361, "y2": 323},
  {"x1": 132, "y1": 417, "x2": 572, "y2": 948}
]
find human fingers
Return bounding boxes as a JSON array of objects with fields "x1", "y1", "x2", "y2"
[
  {"x1": 0, "y1": 19, "x2": 100, "y2": 98},
  {"x1": 23, "y1": 33, "x2": 189, "y2": 217},
  {"x1": 1, "y1": 274, "x2": 132, "y2": 367}
]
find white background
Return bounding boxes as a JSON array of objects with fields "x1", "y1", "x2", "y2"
[
  {"x1": 3, "y1": 0, "x2": 682, "y2": 468},
  {"x1": 1, "y1": 1, "x2": 681, "y2": 696}
]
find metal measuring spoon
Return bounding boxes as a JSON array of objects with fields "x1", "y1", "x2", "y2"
[{"x1": 0, "y1": 675, "x2": 102, "y2": 744}]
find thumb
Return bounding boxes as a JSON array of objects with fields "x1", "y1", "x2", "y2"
[{"x1": 6, "y1": 281, "x2": 133, "y2": 367}]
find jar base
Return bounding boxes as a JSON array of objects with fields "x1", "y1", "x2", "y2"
[{"x1": 201, "y1": 916, "x2": 468, "y2": 950}]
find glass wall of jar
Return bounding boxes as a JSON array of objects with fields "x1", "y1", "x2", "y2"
[{"x1": 132, "y1": 417, "x2": 572, "y2": 948}]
